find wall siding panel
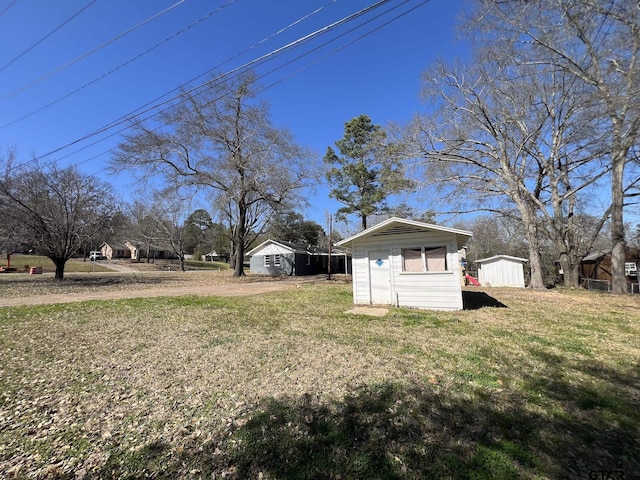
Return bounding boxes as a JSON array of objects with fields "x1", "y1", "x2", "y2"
[
  {"x1": 250, "y1": 253, "x2": 296, "y2": 276},
  {"x1": 348, "y1": 231, "x2": 464, "y2": 310},
  {"x1": 478, "y1": 259, "x2": 525, "y2": 287}
]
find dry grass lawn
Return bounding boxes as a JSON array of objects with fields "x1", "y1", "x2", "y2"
[{"x1": 0, "y1": 274, "x2": 638, "y2": 479}]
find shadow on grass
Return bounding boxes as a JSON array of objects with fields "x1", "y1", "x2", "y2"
[
  {"x1": 94, "y1": 369, "x2": 639, "y2": 479},
  {"x1": 462, "y1": 290, "x2": 507, "y2": 310}
]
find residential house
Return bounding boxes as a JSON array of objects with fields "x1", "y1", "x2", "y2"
[
  {"x1": 247, "y1": 239, "x2": 351, "y2": 276},
  {"x1": 124, "y1": 241, "x2": 174, "y2": 261},
  {"x1": 99, "y1": 242, "x2": 131, "y2": 260}
]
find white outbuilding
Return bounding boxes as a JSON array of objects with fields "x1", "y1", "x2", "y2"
[
  {"x1": 336, "y1": 217, "x2": 473, "y2": 311},
  {"x1": 475, "y1": 255, "x2": 528, "y2": 288}
]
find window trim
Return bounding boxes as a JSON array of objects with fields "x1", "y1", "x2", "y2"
[
  {"x1": 264, "y1": 255, "x2": 271, "y2": 267},
  {"x1": 274, "y1": 254, "x2": 281, "y2": 267}
]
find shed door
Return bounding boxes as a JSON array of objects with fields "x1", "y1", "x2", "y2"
[{"x1": 369, "y1": 250, "x2": 391, "y2": 304}]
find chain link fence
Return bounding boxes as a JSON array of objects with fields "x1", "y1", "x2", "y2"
[{"x1": 582, "y1": 278, "x2": 640, "y2": 294}]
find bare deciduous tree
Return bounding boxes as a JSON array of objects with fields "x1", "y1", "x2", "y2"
[
  {"x1": 148, "y1": 193, "x2": 189, "y2": 272},
  {"x1": 411, "y1": 59, "x2": 572, "y2": 288},
  {"x1": 0, "y1": 159, "x2": 115, "y2": 280},
  {"x1": 410, "y1": 0, "x2": 639, "y2": 289},
  {"x1": 112, "y1": 71, "x2": 314, "y2": 276},
  {"x1": 465, "y1": 0, "x2": 640, "y2": 293}
]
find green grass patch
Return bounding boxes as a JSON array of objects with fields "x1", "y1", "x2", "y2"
[
  {"x1": 398, "y1": 344, "x2": 427, "y2": 357},
  {"x1": 0, "y1": 284, "x2": 638, "y2": 478},
  {"x1": 558, "y1": 337, "x2": 594, "y2": 356},
  {"x1": 185, "y1": 259, "x2": 230, "y2": 270},
  {"x1": 392, "y1": 309, "x2": 450, "y2": 327}
]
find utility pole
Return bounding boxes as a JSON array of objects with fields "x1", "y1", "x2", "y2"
[{"x1": 328, "y1": 214, "x2": 332, "y2": 280}]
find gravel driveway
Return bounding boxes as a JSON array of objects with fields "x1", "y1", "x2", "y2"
[{"x1": 0, "y1": 271, "x2": 319, "y2": 307}]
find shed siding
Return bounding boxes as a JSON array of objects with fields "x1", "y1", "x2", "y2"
[
  {"x1": 478, "y1": 259, "x2": 525, "y2": 287},
  {"x1": 350, "y1": 231, "x2": 463, "y2": 310},
  {"x1": 353, "y1": 246, "x2": 373, "y2": 304}
]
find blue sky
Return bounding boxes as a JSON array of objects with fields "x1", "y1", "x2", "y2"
[{"x1": 0, "y1": 0, "x2": 466, "y2": 229}]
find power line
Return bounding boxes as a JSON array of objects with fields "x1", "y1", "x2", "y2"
[
  {"x1": 10, "y1": 0, "x2": 428, "y2": 179},
  {"x1": 2, "y1": 0, "x2": 343, "y2": 173},
  {"x1": 28, "y1": 0, "x2": 394, "y2": 164},
  {"x1": 1, "y1": 0, "x2": 239, "y2": 128},
  {"x1": 0, "y1": 0, "x2": 187, "y2": 103},
  {"x1": 10, "y1": 1, "x2": 357, "y2": 173},
  {"x1": 0, "y1": 0, "x2": 17, "y2": 17},
  {"x1": 76, "y1": 0, "x2": 339, "y2": 136},
  {"x1": 69, "y1": 0, "x2": 426, "y2": 180},
  {"x1": 264, "y1": 0, "x2": 431, "y2": 92},
  {"x1": 0, "y1": 0, "x2": 97, "y2": 73}
]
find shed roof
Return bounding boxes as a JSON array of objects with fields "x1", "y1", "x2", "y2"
[
  {"x1": 476, "y1": 255, "x2": 528, "y2": 264},
  {"x1": 336, "y1": 217, "x2": 473, "y2": 249},
  {"x1": 581, "y1": 251, "x2": 609, "y2": 262}
]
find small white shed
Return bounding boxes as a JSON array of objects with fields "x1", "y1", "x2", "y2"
[
  {"x1": 336, "y1": 217, "x2": 473, "y2": 311},
  {"x1": 476, "y1": 255, "x2": 528, "y2": 287}
]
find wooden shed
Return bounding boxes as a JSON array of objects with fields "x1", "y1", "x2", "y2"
[
  {"x1": 580, "y1": 248, "x2": 639, "y2": 282},
  {"x1": 475, "y1": 255, "x2": 528, "y2": 288},
  {"x1": 336, "y1": 217, "x2": 473, "y2": 311}
]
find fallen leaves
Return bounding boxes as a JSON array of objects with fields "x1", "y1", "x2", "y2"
[{"x1": 0, "y1": 281, "x2": 638, "y2": 478}]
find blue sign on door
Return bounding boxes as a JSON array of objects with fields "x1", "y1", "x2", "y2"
[{"x1": 375, "y1": 259, "x2": 383, "y2": 267}]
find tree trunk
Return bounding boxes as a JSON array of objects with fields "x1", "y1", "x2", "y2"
[
  {"x1": 565, "y1": 263, "x2": 580, "y2": 290},
  {"x1": 558, "y1": 253, "x2": 580, "y2": 289},
  {"x1": 527, "y1": 243, "x2": 546, "y2": 289},
  {"x1": 228, "y1": 239, "x2": 236, "y2": 269},
  {"x1": 233, "y1": 241, "x2": 245, "y2": 276},
  {"x1": 53, "y1": 258, "x2": 66, "y2": 281},
  {"x1": 520, "y1": 203, "x2": 545, "y2": 289},
  {"x1": 610, "y1": 154, "x2": 627, "y2": 294},
  {"x1": 233, "y1": 202, "x2": 247, "y2": 277},
  {"x1": 361, "y1": 214, "x2": 367, "y2": 231}
]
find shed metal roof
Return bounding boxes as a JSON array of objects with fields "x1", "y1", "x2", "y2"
[
  {"x1": 476, "y1": 255, "x2": 528, "y2": 264},
  {"x1": 581, "y1": 251, "x2": 609, "y2": 262},
  {"x1": 336, "y1": 217, "x2": 473, "y2": 249}
]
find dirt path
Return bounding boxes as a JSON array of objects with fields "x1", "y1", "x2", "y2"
[{"x1": 0, "y1": 276, "x2": 313, "y2": 308}]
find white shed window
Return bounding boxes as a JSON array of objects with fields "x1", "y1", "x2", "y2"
[
  {"x1": 625, "y1": 262, "x2": 637, "y2": 275},
  {"x1": 402, "y1": 246, "x2": 447, "y2": 272},
  {"x1": 426, "y1": 247, "x2": 447, "y2": 271},
  {"x1": 264, "y1": 255, "x2": 271, "y2": 267},
  {"x1": 402, "y1": 248, "x2": 424, "y2": 272},
  {"x1": 274, "y1": 254, "x2": 281, "y2": 267}
]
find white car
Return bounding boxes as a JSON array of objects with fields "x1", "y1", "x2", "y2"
[{"x1": 89, "y1": 251, "x2": 104, "y2": 261}]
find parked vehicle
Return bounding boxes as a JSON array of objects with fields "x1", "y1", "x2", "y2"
[{"x1": 89, "y1": 251, "x2": 104, "y2": 261}]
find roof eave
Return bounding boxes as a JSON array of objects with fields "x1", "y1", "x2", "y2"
[{"x1": 336, "y1": 217, "x2": 473, "y2": 248}]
